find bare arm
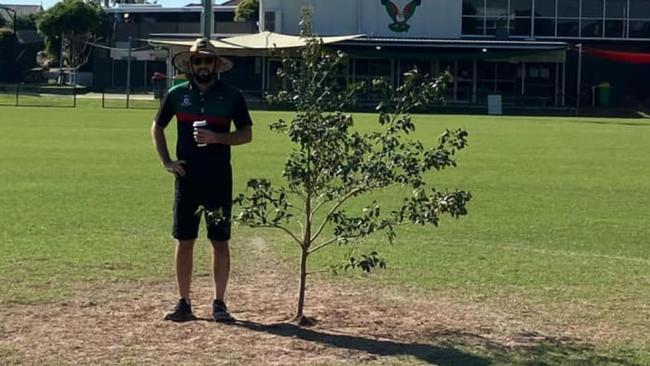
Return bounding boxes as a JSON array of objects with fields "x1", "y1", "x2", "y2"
[
  {"x1": 193, "y1": 125, "x2": 253, "y2": 146},
  {"x1": 151, "y1": 121, "x2": 186, "y2": 177}
]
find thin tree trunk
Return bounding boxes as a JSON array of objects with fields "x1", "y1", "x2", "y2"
[
  {"x1": 294, "y1": 145, "x2": 312, "y2": 325},
  {"x1": 294, "y1": 245, "x2": 308, "y2": 323}
]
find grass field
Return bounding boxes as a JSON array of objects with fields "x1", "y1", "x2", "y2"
[{"x1": 0, "y1": 102, "x2": 649, "y2": 364}]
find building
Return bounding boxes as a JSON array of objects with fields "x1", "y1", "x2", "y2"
[
  {"x1": 99, "y1": 0, "x2": 650, "y2": 110},
  {"x1": 253, "y1": 0, "x2": 650, "y2": 109},
  {"x1": 94, "y1": 3, "x2": 256, "y2": 91}
]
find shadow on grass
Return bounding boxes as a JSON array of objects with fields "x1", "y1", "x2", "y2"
[
  {"x1": 232, "y1": 321, "x2": 640, "y2": 366},
  {"x1": 566, "y1": 119, "x2": 650, "y2": 127},
  {"x1": 233, "y1": 320, "x2": 489, "y2": 365},
  {"x1": 431, "y1": 330, "x2": 640, "y2": 366}
]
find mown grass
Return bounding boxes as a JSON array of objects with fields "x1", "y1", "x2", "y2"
[{"x1": 0, "y1": 102, "x2": 648, "y2": 363}]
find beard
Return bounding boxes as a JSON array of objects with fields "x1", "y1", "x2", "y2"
[{"x1": 193, "y1": 72, "x2": 215, "y2": 83}]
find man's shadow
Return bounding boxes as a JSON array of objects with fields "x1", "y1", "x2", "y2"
[{"x1": 230, "y1": 320, "x2": 490, "y2": 366}]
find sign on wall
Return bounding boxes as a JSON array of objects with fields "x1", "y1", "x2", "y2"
[{"x1": 380, "y1": 0, "x2": 423, "y2": 33}]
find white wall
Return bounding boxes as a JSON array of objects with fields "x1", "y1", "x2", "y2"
[{"x1": 263, "y1": 0, "x2": 462, "y2": 39}]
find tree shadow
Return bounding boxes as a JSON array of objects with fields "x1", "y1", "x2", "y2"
[
  {"x1": 423, "y1": 329, "x2": 640, "y2": 366},
  {"x1": 231, "y1": 321, "x2": 641, "y2": 366},
  {"x1": 232, "y1": 320, "x2": 490, "y2": 365},
  {"x1": 565, "y1": 119, "x2": 650, "y2": 127}
]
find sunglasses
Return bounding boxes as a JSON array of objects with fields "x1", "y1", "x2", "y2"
[{"x1": 190, "y1": 57, "x2": 215, "y2": 65}]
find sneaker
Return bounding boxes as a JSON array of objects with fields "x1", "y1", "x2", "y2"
[
  {"x1": 163, "y1": 298, "x2": 196, "y2": 322},
  {"x1": 212, "y1": 299, "x2": 235, "y2": 323}
]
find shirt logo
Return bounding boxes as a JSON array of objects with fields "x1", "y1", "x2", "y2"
[{"x1": 181, "y1": 95, "x2": 192, "y2": 107}]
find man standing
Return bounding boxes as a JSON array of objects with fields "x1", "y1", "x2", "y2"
[{"x1": 151, "y1": 38, "x2": 253, "y2": 322}]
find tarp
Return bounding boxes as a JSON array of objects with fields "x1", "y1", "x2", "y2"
[
  {"x1": 584, "y1": 47, "x2": 650, "y2": 64},
  {"x1": 147, "y1": 31, "x2": 363, "y2": 56}
]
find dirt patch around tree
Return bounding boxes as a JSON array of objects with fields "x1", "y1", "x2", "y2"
[{"x1": 0, "y1": 237, "x2": 643, "y2": 365}]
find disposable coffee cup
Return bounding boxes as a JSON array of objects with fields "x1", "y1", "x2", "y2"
[{"x1": 193, "y1": 120, "x2": 207, "y2": 147}]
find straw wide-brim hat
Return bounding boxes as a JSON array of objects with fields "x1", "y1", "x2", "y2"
[{"x1": 172, "y1": 38, "x2": 233, "y2": 74}]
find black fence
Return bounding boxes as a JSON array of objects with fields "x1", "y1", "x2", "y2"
[
  {"x1": 101, "y1": 90, "x2": 162, "y2": 109},
  {"x1": 0, "y1": 84, "x2": 77, "y2": 108}
]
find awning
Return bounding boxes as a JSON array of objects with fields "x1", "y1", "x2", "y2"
[
  {"x1": 147, "y1": 31, "x2": 363, "y2": 56},
  {"x1": 336, "y1": 37, "x2": 568, "y2": 63},
  {"x1": 584, "y1": 47, "x2": 650, "y2": 64}
]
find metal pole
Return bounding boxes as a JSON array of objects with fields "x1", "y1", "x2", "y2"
[
  {"x1": 201, "y1": 0, "x2": 214, "y2": 38},
  {"x1": 562, "y1": 59, "x2": 566, "y2": 106},
  {"x1": 259, "y1": 0, "x2": 265, "y2": 32},
  {"x1": 576, "y1": 43, "x2": 582, "y2": 116},
  {"x1": 127, "y1": 36, "x2": 132, "y2": 109}
]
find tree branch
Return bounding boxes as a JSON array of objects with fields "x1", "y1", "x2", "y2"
[
  {"x1": 310, "y1": 186, "x2": 365, "y2": 243},
  {"x1": 250, "y1": 224, "x2": 303, "y2": 248},
  {"x1": 308, "y1": 234, "x2": 362, "y2": 255}
]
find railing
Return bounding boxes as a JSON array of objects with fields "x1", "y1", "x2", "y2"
[{"x1": 0, "y1": 84, "x2": 77, "y2": 108}]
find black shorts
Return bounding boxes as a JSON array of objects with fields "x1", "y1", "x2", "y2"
[{"x1": 172, "y1": 165, "x2": 232, "y2": 241}]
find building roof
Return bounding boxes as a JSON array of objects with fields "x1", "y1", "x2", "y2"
[
  {"x1": 342, "y1": 37, "x2": 568, "y2": 50},
  {"x1": 0, "y1": 4, "x2": 43, "y2": 23},
  {"x1": 106, "y1": 4, "x2": 236, "y2": 13},
  {"x1": 0, "y1": 4, "x2": 43, "y2": 16}
]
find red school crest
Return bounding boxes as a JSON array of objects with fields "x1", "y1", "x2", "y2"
[{"x1": 380, "y1": 0, "x2": 423, "y2": 33}]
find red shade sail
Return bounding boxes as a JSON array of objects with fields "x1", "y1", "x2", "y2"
[{"x1": 584, "y1": 47, "x2": 650, "y2": 64}]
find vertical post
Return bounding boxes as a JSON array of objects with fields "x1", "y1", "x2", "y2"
[
  {"x1": 144, "y1": 59, "x2": 148, "y2": 92},
  {"x1": 60, "y1": 32, "x2": 65, "y2": 70},
  {"x1": 202, "y1": 0, "x2": 214, "y2": 38},
  {"x1": 127, "y1": 37, "x2": 132, "y2": 109},
  {"x1": 562, "y1": 59, "x2": 566, "y2": 106},
  {"x1": 453, "y1": 60, "x2": 458, "y2": 102},
  {"x1": 521, "y1": 61, "x2": 526, "y2": 96},
  {"x1": 259, "y1": 0, "x2": 265, "y2": 32},
  {"x1": 472, "y1": 59, "x2": 477, "y2": 104},
  {"x1": 15, "y1": 83, "x2": 19, "y2": 107},
  {"x1": 357, "y1": 0, "x2": 362, "y2": 34},
  {"x1": 576, "y1": 43, "x2": 582, "y2": 116},
  {"x1": 554, "y1": 62, "x2": 559, "y2": 107}
]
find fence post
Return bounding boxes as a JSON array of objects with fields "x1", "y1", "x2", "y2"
[
  {"x1": 73, "y1": 85, "x2": 77, "y2": 108},
  {"x1": 126, "y1": 37, "x2": 132, "y2": 109},
  {"x1": 15, "y1": 84, "x2": 18, "y2": 107},
  {"x1": 102, "y1": 89, "x2": 105, "y2": 108}
]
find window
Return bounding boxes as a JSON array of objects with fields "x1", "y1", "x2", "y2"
[
  {"x1": 606, "y1": 0, "x2": 627, "y2": 18},
  {"x1": 557, "y1": 18, "x2": 580, "y2": 36},
  {"x1": 462, "y1": 0, "x2": 645, "y2": 39},
  {"x1": 629, "y1": 20, "x2": 650, "y2": 37},
  {"x1": 535, "y1": 1, "x2": 556, "y2": 17},
  {"x1": 558, "y1": 0, "x2": 580, "y2": 17},
  {"x1": 511, "y1": 0, "x2": 532, "y2": 17},
  {"x1": 510, "y1": 18, "x2": 532, "y2": 35},
  {"x1": 582, "y1": 19, "x2": 604, "y2": 37},
  {"x1": 463, "y1": 16, "x2": 485, "y2": 35},
  {"x1": 463, "y1": 0, "x2": 484, "y2": 16},
  {"x1": 630, "y1": 0, "x2": 650, "y2": 19},
  {"x1": 486, "y1": 0, "x2": 508, "y2": 17},
  {"x1": 605, "y1": 19, "x2": 624, "y2": 37},
  {"x1": 582, "y1": 0, "x2": 604, "y2": 17},
  {"x1": 535, "y1": 18, "x2": 556, "y2": 36}
]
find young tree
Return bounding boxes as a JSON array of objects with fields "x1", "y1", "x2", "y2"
[
  {"x1": 233, "y1": 13, "x2": 471, "y2": 325},
  {"x1": 37, "y1": 0, "x2": 109, "y2": 82},
  {"x1": 234, "y1": 0, "x2": 258, "y2": 22}
]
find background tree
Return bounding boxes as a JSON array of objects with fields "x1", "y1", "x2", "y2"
[
  {"x1": 15, "y1": 14, "x2": 39, "y2": 31},
  {"x1": 232, "y1": 11, "x2": 471, "y2": 325},
  {"x1": 0, "y1": 27, "x2": 18, "y2": 82},
  {"x1": 234, "y1": 0, "x2": 258, "y2": 22},
  {"x1": 37, "y1": 0, "x2": 109, "y2": 82}
]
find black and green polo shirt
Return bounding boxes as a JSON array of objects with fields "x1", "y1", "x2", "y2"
[{"x1": 154, "y1": 80, "x2": 252, "y2": 177}]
